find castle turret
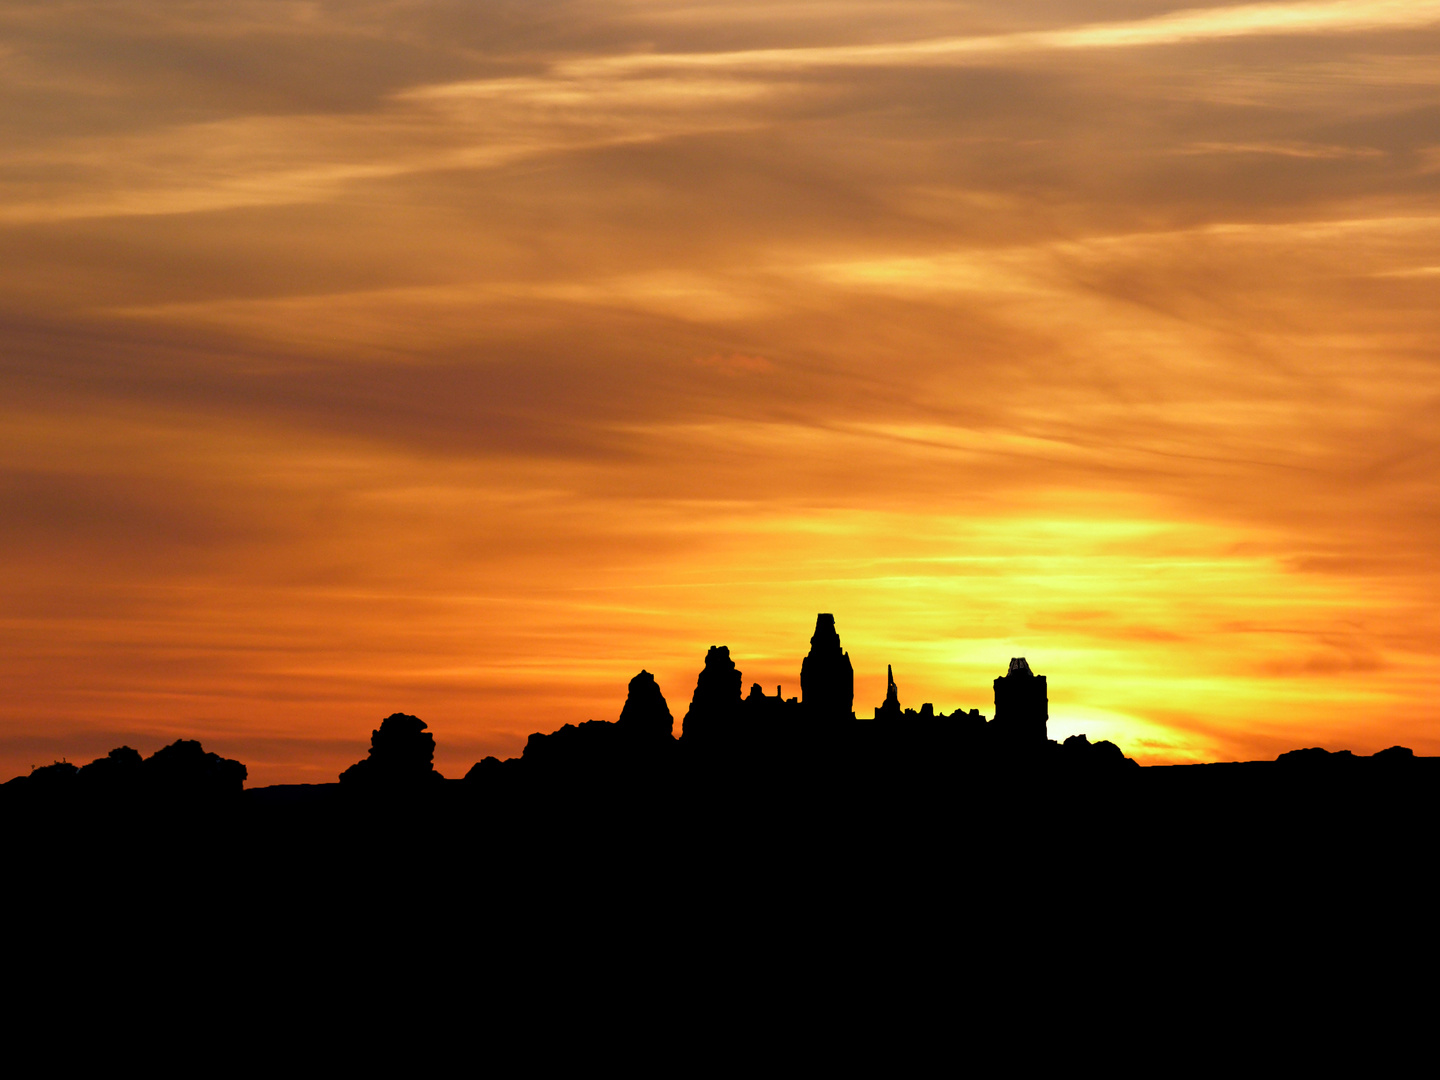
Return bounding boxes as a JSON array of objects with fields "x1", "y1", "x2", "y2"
[{"x1": 992, "y1": 657, "x2": 1048, "y2": 745}]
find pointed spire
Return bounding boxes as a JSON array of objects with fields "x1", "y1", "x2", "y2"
[{"x1": 875, "y1": 662, "x2": 901, "y2": 721}]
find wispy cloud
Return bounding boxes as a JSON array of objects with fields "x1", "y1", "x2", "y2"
[
  {"x1": 0, "y1": 74, "x2": 777, "y2": 223},
  {"x1": 565, "y1": 0, "x2": 1440, "y2": 74},
  {"x1": 7, "y1": 1, "x2": 1438, "y2": 224},
  {"x1": 1175, "y1": 141, "x2": 1386, "y2": 159}
]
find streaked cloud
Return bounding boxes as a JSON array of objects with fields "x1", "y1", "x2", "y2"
[
  {"x1": 0, "y1": 71, "x2": 775, "y2": 223},
  {"x1": 1175, "y1": 141, "x2": 1387, "y2": 159},
  {"x1": 566, "y1": 0, "x2": 1440, "y2": 74}
]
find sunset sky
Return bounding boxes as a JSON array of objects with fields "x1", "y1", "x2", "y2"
[{"x1": 4, "y1": 0, "x2": 1439, "y2": 783}]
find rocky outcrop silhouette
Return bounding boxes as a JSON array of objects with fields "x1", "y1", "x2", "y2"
[
  {"x1": 2, "y1": 759, "x2": 79, "y2": 802},
  {"x1": 471, "y1": 616, "x2": 1135, "y2": 786},
  {"x1": 78, "y1": 746, "x2": 143, "y2": 797},
  {"x1": 738, "y1": 681, "x2": 800, "y2": 734},
  {"x1": 1277, "y1": 746, "x2": 1354, "y2": 767},
  {"x1": 6, "y1": 607, "x2": 1438, "y2": 1010},
  {"x1": 521, "y1": 719, "x2": 626, "y2": 770},
  {"x1": 1269, "y1": 744, "x2": 1424, "y2": 775},
  {"x1": 518, "y1": 670, "x2": 676, "y2": 777},
  {"x1": 681, "y1": 646, "x2": 742, "y2": 744},
  {"x1": 992, "y1": 657, "x2": 1048, "y2": 747},
  {"x1": 7, "y1": 626, "x2": 1431, "y2": 1012},
  {"x1": 800, "y1": 613, "x2": 854, "y2": 723},
  {"x1": 339, "y1": 712, "x2": 444, "y2": 791},
  {"x1": 142, "y1": 740, "x2": 247, "y2": 800},
  {"x1": 1059, "y1": 733, "x2": 1138, "y2": 772},
  {"x1": 1373, "y1": 745, "x2": 1415, "y2": 764},
  {"x1": 618, "y1": 669, "x2": 674, "y2": 741},
  {"x1": 2, "y1": 740, "x2": 246, "y2": 813},
  {"x1": 874, "y1": 665, "x2": 902, "y2": 723},
  {"x1": 463, "y1": 754, "x2": 513, "y2": 784},
  {"x1": 16, "y1": 608, "x2": 1440, "y2": 865}
]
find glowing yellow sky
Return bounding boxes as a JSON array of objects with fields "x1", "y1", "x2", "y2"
[{"x1": 3, "y1": 0, "x2": 1439, "y2": 783}]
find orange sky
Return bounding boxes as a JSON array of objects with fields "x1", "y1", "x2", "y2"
[{"x1": 3, "y1": 0, "x2": 1439, "y2": 784}]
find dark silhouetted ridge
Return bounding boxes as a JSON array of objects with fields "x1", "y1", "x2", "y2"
[{"x1": 7, "y1": 608, "x2": 1438, "y2": 977}]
